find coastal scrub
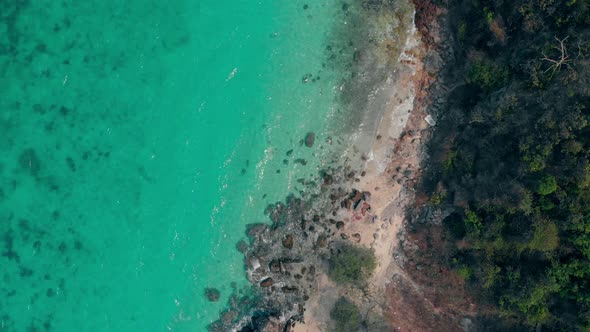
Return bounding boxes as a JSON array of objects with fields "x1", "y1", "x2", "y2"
[
  {"x1": 330, "y1": 296, "x2": 362, "y2": 331},
  {"x1": 328, "y1": 244, "x2": 376, "y2": 286}
]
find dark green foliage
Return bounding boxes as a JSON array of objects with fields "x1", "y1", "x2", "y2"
[
  {"x1": 330, "y1": 297, "x2": 362, "y2": 332},
  {"x1": 328, "y1": 244, "x2": 376, "y2": 286},
  {"x1": 537, "y1": 175, "x2": 557, "y2": 196},
  {"x1": 468, "y1": 60, "x2": 509, "y2": 92},
  {"x1": 424, "y1": 0, "x2": 590, "y2": 329},
  {"x1": 536, "y1": 175, "x2": 557, "y2": 196}
]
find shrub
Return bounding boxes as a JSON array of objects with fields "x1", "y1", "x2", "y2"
[
  {"x1": 430, "y1": 191, "x2": 447, "y2": 205},
  {"x1": 457, "y1": 265, "x2": 473, "y2": 280},
  {"x1": 328, "y1": 244, "x2": 376, "y2": 286},
  {"x1": 464, "y1": 209, "x2": 483, "y2": 235},
  {"x1": 468, "y1": 60, "x2": 509, "y2": 92},
  {"x1": 330, "y1": 296, "x2": 362, "y2": 332}
]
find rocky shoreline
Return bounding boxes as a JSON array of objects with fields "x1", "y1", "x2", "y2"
[
  {"x1": 207, "y1": 165, "x2": 378, "y2": 331},
  {"x1": 206, "y1": 0, "x2": 454, "y2": 330}
]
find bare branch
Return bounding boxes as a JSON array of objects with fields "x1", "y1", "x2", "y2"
[{"x1": 540, "y1": 36, "x2": 571, "y2": 73}]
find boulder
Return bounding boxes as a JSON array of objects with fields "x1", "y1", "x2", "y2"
[
  {"x1": 246, "y1": 256, "x2": 261, "y2": 270},
  {"x1": 282, "y1": 286, "x2": 298, "y2": 293},
  {"x1": 323, "y1": 173, "x2": 334, "y2": 185},
  {"x1": 352, "y1": 233, "x2": 361, "y2": 243},
  {"x1": 282, "y1": 235, "x2": 294, "y2": 249},
  {"x1": 269, "y1": 259, "x2": 281, "y2": 273},
  {"x1": 350, "y1": 190, "x2": 363, "y2": 209},
  {"x1": 246, "y1": 223, "x2": 267, "y2": 239},
  {"x1": 315, "y1": 234, "x2": 328, "y2": 248},
  {"x1": 221, "y1": 310, "x2": 238, "y2": 325},
  {"x1": 260, "y1": 277, "x2": 274, "y2": 287},
  {"x1": 341, "y1": 199, "x2": 352, "y2": 209}
]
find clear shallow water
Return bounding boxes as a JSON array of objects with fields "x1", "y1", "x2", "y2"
[{"x1": 0, "y1": 0, "x2": 350, "y2": 331}]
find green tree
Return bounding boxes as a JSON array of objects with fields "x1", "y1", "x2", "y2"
[
  {"x1": 468, "y1": 60, "x2": 509, "y2": 92},
  {"x1": 537, "y1": 175, "x2": 557, "y2": 195},
  {"x1": 328, "y1": 244, "x2": 376, "y2": 286}
]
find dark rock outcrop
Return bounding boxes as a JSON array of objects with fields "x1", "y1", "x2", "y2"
[
  {"x1": 260, "y1": 277, "x2": 274, "y2": 288},
  {"x1": 282, "y1": 235, "x2": 294, "y2": 249}
]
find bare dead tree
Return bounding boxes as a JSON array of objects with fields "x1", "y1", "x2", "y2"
[{"x1": 541, "y1": 36, "x2": 571, "y2": 73}]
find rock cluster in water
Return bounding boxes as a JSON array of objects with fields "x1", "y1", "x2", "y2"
[{"x1": 207, "y1": 166, "x2": 374, "y2": 331}]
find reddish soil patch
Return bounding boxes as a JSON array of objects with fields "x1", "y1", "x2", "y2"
[{"x1": 384, "y1": 274, "x2": 462, "y2": 332}]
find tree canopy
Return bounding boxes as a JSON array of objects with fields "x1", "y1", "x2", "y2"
[{"x1": 423, "y1": 0, "x2": 590, "y2": 329}]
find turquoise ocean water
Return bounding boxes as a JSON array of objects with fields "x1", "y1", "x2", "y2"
[{"x1": 0, "y1": 0, "x2": 359, "y2": 330}]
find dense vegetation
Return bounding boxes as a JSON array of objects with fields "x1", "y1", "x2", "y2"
[
  {"x1": 330, "y1": 296, "x2": 362, "y2": 331},
  {"x1": 424, "y1": 0, "x2": 590, "y2": 329},
  {"x1": 328, "y1": 244, "x2": 376, "y2": 286}
]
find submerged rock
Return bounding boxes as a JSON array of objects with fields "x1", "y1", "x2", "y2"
[
  {"x1": 205, "y1": 287, "x2": 221, "y2": 302},
  {"x1": 236, "y1": 240, "x2": 249, "y2": 253},
  {"x1": 294, "y1": 158, "x2": 308, "y2": 166},
  {"x1": 304, "y1": 132, "x2": 315, "y2": 147},
  {"x1": 239, "y1": 311, "x2": 282, "y2": 332},
  {"x1": 19, "y1": 148, "x2": 41, "y2": 176},
  {"x1": 246, "y1": 223, "x2": 267, "y2": 240},
  {"x1": 221, "y1": 310, "x2": 238, "y2": 325}
]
